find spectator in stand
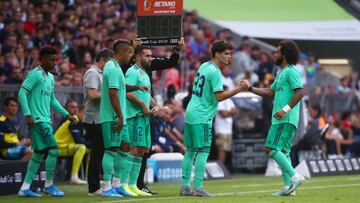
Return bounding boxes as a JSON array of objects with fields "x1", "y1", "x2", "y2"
[
  {"x1": 257, "y1": 51, "x2": 274, "y2": 82},
  {"x1": 337, "y1": 77, "x2": 352, "y2": 95},
  {"x1": 340, "y1": 112, "x2": 354, "y2": 156},
  {"x1": 4, "y1": 67, "x2": 22, "y2": 84},
  {"x1": 152, "y1": 105, "x2": 185, "y2": 154},
  {"x1": 324, "y1": 115, "x2": 343, "y2": 158},
  {"x1": 232, "y1": 40, "x2": 254, "y2": 77},
  {"x1": 187, "y1": 30, "x2": 208, "y2": 61},
  {"x1": 0, "y1": 97, "x2": 32, "y2": 160},
  {"x1": 221, "y1": 65, "x2": 235, "y2": 89},
  {"x1": 215, "y1": 85, "x2": 238, "y2": 165},
  {"x1": 296, "y1": 53, "x2": 308, "y2": 88},
  {"x1": 55, "y1": 101, "x2": 89, "y2": 184},
  {"x1": 306, "y1": 52, "x2": 320, "y2": 90}
]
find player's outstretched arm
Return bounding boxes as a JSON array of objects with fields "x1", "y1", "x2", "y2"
[
  {"x1": 215, "y1": 82, "x2": 247, "y2": 102},
  {"x1": 243, "y1": 79, "x2": 275, "y2": 97}
]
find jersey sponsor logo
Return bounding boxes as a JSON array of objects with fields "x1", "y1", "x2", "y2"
[{"x1": 41, "y1": 90, "x2": 51, "y2": 96}]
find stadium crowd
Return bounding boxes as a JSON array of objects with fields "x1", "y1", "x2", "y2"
[{"x1": 1, "y1": 0, "x2": 360, "y2": 174}]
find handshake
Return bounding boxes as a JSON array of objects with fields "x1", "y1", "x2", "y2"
[{"x1": 239, "y1": 79, "x2": 251, "y2": 92}]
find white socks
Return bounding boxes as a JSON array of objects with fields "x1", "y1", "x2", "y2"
[
  {"x1": 20, "y1": 182, "x2": 31, "y2": 190},
  {"x1": 103, "y1": 181, "x2": 112, "y2": 191},
  {"x1": 45, "y1": 179, "x2": 53, "y2": 188},
  {"x1": 112, "y1": 177, "x2": 121, "y2": 188}
]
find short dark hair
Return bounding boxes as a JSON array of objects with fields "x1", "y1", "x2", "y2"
[
  {"x1": 4, "y1": 97, "x2": 18, "y2": 106},
  {"x1": 211, "y1": 40, "x2": 233, "y2": 58},
  {"x1": 278, "y1": 40, "x2": 300, "y2": 65},
  {"x1": 134, "y1": 46, "x2": 151, "y2": 57},
  {"x1": 39, "y1": 46, "x2": 57, "y2": 58},
  {"x1": 113, "y1": 39, "x2": 131, "y2": 54},
  {"x1": 95, "y1": 48, "x2": 113, "y2": 62}
]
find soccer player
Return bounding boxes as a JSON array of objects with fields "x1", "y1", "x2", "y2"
[
  {"x1": 180, "y1": 40, "x2": 247, "y2": 197},
  {"x1": 121, "y1": 46, "x2": 160, "y2": 196},
  {"x1": 55, "y1": 101, "x2": 89, "y2": 184},
  {"x1": 17, "y1": 46, "x2": 76, "y2": 197},
  {"x1": 100, "y1": 39, "x2": 148, "y2": 197},
  {"x1": 83, "y1": 48, "x2": 113, "y2": 196},
  {"x1": 243, "y1": 40, "x2": 305, "y2": 196}
]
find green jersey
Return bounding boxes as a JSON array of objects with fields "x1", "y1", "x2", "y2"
[
  {"x1": 125, "y1": 64, "x2": 151, "y2": 119},
  {"x1": 271, "y1": 64, "x2": 303, "y2": 127},
  {"x1": 19, "y1": 66, "x2": 68, "y2": 124},
  {"x1": 100, "y1": 59, "x2": 127, "y2": 124},
  {"x1": 185, "y1": 61, "x2": 223, "y2": 124}
]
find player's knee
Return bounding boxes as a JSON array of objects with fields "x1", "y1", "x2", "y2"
[
  {"x1": 264, "y1": 147, "x2": 272, "y2": 155},
  {"x1": 77, "y1": 144, "x2": 86, "y2": 153}
]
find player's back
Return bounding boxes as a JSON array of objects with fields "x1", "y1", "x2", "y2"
[{"x1": 185, "y1": 61, "x2": 223, "y2": 125}]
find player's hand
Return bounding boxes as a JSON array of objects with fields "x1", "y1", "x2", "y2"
[
  {"x1": 67, "y1": 114, "x2": 77, "y2": 124},
  {"x1": 273, "y1": 110, "x2": 286, "y2": 120},
  {"x1": 113, "y1": 117, "x2": 123, "y2": 132},
  {"x1": 142, "y1": 105, "x2": 151, "y2": 115},
  {"x1": 138, "y1": 85, "x2": 150, "y2": 91},
  {"x1": 132, "y1": 37, "x2": 142, "y2": 48},
  {"x1": 25, "y1": 116, "x2": 35, "y2": 128},
  {"x1": 150, "y1": 106, "x2": 160, "y2": 116},
  {"x1": 240, "y1": 79, "x2": 250, "y2": 91}
]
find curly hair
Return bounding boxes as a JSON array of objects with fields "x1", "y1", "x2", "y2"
[{"x1": 278, "y1": 40, "x2": 300, "y2": 65}]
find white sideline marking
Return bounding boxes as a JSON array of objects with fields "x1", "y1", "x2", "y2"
[
  {"x1": 98, "y1": 183, "x2": 360, "y2": 203},
  {"x1": 231, "y1": 177, "x2": 360, "y2": 187}
]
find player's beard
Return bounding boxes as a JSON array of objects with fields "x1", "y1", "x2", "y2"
[
  {"x1": 141, "y1": 61, "x2": 151, "y2": 69},
  {"x1": 276, "y1": 56, "x2": 284, "y2": 66}
]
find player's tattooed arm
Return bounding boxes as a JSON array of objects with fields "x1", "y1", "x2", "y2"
[
  {"x1": 273, "y1": 88, "x2": 304, "y2": 120},
  {"x1": 244, "y1": 80, "x2": 275, "y2": 97}
]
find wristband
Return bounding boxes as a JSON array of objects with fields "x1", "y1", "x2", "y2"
[
  {"x1": 248, "y1": 86, "x2": 253, "y2": 92},
  {"x1": 282, "y1": 104, "x2": 291, "y2": 113}
]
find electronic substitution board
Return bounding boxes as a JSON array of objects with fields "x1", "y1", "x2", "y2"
[{"x1": 137, "y1": 0, "x2": 183, "y2": 46}]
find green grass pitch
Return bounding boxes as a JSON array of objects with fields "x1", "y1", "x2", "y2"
[{"x1": 2, "y1": 174, "x2": 360, "y2": 203}]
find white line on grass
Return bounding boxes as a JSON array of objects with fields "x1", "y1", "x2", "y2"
[
  {"x1": 231, "y1": 177, "x2": 360, "y2": 187},
  {"x1": 98, "y1": 183, "x2": 360, "y2": 203}
]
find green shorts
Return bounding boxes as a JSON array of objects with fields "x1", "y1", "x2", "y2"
[
  {"x1": 265, "y1": 123, "x2": 296, "y2": 153},
  {"x1": 30, "y1": 122, "x2": 57, "y2": 151},
  {"x1": 184, "y1": 122, "x2": 212, "y2": 151},
  {"x1": 120, "y1": 124, "x2": 129, "y2": 144},
  {"x1": 101, "y1": 121, "x2": 121, "y2": 149},
  {"x1": 127, "y1": 115, "x2": 151, "y2": 148}
]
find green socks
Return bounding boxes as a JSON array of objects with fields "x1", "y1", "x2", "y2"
[
  {"x1": 114, "y1": 151, "x2": 133, "y2": 186},
  {"x1": 45, "y1": 149, "x2": 59, "y2": 180},
  {"x1": 102, "y1": 150, "x2": 117, "y2": 181},
  {"x1": 282, "y1": 153, "x2": 292, "y2": 187},
  {"x1": 269, "y1": 150, "x2": 296, "y2": 178},
  {"x1": 24, "y1": 153, "x2": 44, "y2": 184},
  {"x1": 194, "y1": 152, "x2": 209, "y2": 189},
  {"x1": 129, "y1": 156, "x2": 142, "y2": 185},
  {"x1": 181, "y1": 151, "x2": 196, "y2": 187}
]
